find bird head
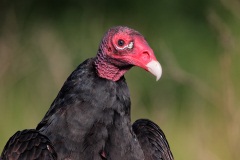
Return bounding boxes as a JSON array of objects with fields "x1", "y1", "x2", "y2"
[{"x1": 95, "y1": 26, "x2": 162, "y2": 81}]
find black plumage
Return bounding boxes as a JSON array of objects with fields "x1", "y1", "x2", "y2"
[
  {"x1": 1, "y1": 26, "x2": 173, "y2": 160},
  {"x1": 133, "y1": 119, "x2": 174, "y2": 160},
  {"x1": 37, "y1": 58, "x2": 143, "y2": 159},
  {"x1": 1, "y1": 129, "x2": 57, "y2": 160}
]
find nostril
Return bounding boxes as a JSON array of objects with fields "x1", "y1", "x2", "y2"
[{"x1": 142, "y1": 51, "x2": 150, "y2": 61}]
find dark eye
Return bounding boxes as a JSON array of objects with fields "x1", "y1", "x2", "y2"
[{"x1": 118, "y1": 39, "x2": 125, "y2": 46}]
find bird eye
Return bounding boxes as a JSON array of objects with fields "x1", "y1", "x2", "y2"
[{"x1": 118, "y1": 39, "x2": 125, "y2": 46}]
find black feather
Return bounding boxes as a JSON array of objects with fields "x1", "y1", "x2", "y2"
[
  {"x1": 1, "y1": 129, "x2": 57, "y2": 160},
  {"x1": 133, "y1": 119, "x2": 174, "y2": 160}
]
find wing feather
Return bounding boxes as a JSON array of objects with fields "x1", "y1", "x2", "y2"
[
  {"x1": 1, "y1": 129, "x2": 57, "y2": 160},
  {"x1": 132, "y1": 119, "x2": 174, "y2": 160}
]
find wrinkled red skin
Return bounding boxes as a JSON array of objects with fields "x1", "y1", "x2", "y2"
[{"x1": 95, "y1": 26, "x2": 158, "y2": 81}]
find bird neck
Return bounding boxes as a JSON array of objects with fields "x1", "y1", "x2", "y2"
[{"x1": 94, "y1": 50, "x2": 130, "y2": 81}]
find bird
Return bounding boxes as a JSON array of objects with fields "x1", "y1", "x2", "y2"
[{"x1": 1, "y1": 26, "x2": 173, "y2": 160}]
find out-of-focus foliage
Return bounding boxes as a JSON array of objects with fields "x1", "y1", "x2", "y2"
[{"x1": 0, "y1": 0, "x2": 239, "y2": 159}]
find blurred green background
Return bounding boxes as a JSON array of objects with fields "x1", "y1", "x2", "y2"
[{"x1": 0, "y1": 0, "x2": 240, "y2": 159}]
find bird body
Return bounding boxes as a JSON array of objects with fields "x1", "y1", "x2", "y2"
[
  {"x1": 1, "y1": 26, "x2": 173, "y2": 160},
  {"x1": 37, "y1": 58, "x2": 143, "y2": 159}
]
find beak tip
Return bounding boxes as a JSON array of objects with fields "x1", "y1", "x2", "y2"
[{"x1": 146, "y1": 60, "x2": 162, "y2": 81}]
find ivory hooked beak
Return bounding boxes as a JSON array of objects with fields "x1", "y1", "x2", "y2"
[{"x1": 146, "y1": 60, "x2": 162, "y2": 81}]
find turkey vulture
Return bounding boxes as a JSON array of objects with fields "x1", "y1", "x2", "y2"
[{"x1": 1, "y1": 26, "x2": 173, "y2": 160}]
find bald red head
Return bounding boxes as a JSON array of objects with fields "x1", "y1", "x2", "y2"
[{"x1": 95, "y1": 26, "x2": 162, "y2": 81}]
